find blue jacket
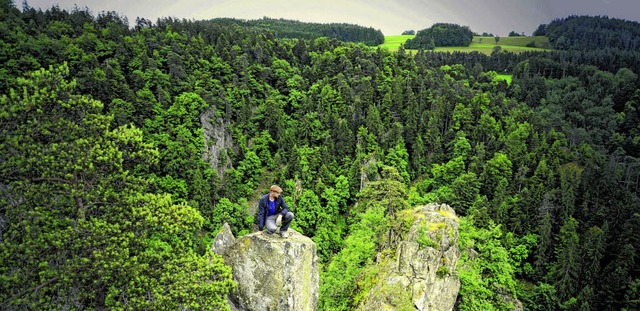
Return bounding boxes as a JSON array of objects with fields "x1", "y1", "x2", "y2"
[{"x1": 257, "y1": 194, "x2": 290, "y2": 230}]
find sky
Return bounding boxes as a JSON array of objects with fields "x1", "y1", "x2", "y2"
[{"x1": 24, "y1": 0, "x2": 640, "y2": 36}]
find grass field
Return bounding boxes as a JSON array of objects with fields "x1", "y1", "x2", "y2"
[
  {"x1": 379, "y1": 35, "x2": 415, "y2": 50},
  {"x1": 473, "y1": 36, "x2": 552, "y2": 49},
  {"x1": 380, "y1": 35, "x2": 551, "y2": 55}
]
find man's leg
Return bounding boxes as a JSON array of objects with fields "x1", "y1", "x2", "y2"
[
  {"x1": 279, "y1": 212, "x2": 294, "y2": 232},
  {"x1": 265, "y1": 215, "x2": 279, "y2": 233}
]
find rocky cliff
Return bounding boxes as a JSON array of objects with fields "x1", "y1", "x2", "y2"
[
  {"x1": 357, "y1": 203, "x2": 461, "y2": 311},
  {"x1": 212, "y1": 224, "x2": 319, "y2": 311},
  {"x1": 201, "y1": 108, "x2": 233, "y2": 177}
]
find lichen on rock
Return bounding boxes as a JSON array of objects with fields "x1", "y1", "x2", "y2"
[
  {"x1": 212, "y1": 224, "x2": 318, "y2": 311},
  {"x1": 357, "y1": 203, "x2": 461, "y2": 311}
]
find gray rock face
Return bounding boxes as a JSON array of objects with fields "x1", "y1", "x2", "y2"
[
  {"x1": 357, "y1": 203, "x2": 461, "y2": 311},
  {"x1": 212, "y1": 225, "x2": 318, "y2": 311},
  {"x1": 200, "y1": 108, "x2": 233, "y2": 177},
  {"x1": 212, "y1": 223, "x2": 236, "y2": 256}
]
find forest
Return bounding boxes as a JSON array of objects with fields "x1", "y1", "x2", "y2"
[
  {"x1": 1, "y1": 1, "x2": 639, "y2": 310},
  {"x1": 404, "y1": 23, "x2": 474, "y2": 50},
  {"x1": 534, "y1": 15, "x2": 640, "y2": 51},
  {"x1": 197, "y1": 17, "x2": 385, "y2": 46}
]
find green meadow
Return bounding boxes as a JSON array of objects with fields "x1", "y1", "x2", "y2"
[
  {"x1": 380, "y1": 35, "x2": 552, "y2": 55},
  {"x1": 473, "y1": 35, "x2": 552, "y2": 49},
  {"x1": 379, "y1": 35, "x2": 415, "y2": 50}
]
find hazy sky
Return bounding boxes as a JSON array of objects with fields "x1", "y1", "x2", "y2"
[{"x1": 25, "y1": 0, "x2": 640, "y2": 36}]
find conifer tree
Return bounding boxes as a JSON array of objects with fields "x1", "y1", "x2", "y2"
[{"x1": 0, "y1": 64, "x2": 234, "y2": 310}]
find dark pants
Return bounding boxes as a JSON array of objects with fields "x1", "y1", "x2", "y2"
[{"x1": 265, "y1": 212, "x2": 294, "y2": 233}]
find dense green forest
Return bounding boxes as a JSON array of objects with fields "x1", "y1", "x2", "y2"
[
  {"x1": 0, "y1": 2, "x2": 639, "y2": 310},
  {"x1": 534, "y1": 15, "x2": 640, "y2": 50},
  {"x1": 404, "y1": 23, "x2": 474, "y2": 50},
  {"x1": 198, "y1": 17, "x2": 385, "y2": 46}
]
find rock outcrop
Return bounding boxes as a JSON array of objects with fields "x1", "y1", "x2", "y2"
[
  {"x1": 212, "y1": 224, "x2": 319, "y2": 311},
  {"x1": 201, "y1": 108, "x2": 233, "y2": 177},
  {"x1": 357, "y1": 203, "x2": 461, "y2": 311}
]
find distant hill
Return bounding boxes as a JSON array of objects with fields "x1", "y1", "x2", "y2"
[
  {"x1": 205, "y1": 17, "x2": 384, "y2": 46},
  {"x1": 534, "y1": 15, "x2": 640, "y2": 50}
]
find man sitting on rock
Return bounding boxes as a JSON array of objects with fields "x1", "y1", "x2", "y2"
[{"x1": 257, "y1": 185, "x2": 294, "y2": 238}]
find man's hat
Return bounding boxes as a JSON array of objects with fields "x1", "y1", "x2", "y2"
[{"x1": 270, "y1": 185, "x2": 283, "y2": 193}]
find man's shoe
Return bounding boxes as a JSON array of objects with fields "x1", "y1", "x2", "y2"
[{"x1": 278, "y1": 230, "x2": 289, "y2": 238}]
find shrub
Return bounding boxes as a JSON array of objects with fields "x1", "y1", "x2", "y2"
[
  {"x1": 437, "y1": 266, "x2": 450, "y2": 278},
  {"x1": 417, "y1": 226, "x2": 439, "y2": 249}
]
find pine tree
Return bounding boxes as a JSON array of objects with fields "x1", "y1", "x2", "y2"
[
  {"x1": 548, "y1": 217, "x2": 580, "y2": 303},
  {"x1": 0, "y1": 64, "x2": 234, "y2": 310}
]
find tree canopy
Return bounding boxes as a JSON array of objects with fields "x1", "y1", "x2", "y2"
[
  {"x1": 405, "y1": 23, "x2": 474, "y2": 49},
  {"x1": 534, "y1": 15, "x2": 640, "y2": 50},
  {"x1": 1, "y1": 2, "x2": 639, "y2": 310}
]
